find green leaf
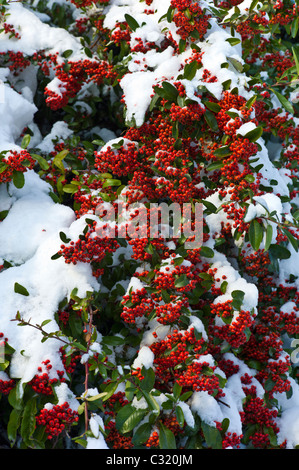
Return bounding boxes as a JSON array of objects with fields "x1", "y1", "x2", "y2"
[
  {"x1": 268, "y1": 244, "x2": 291, "y2": 260},
  {"x1": 21, "y1": 397, "x2": 37, "y2": 443},
  {"x1": 241, "y1": 126, "x2": 263, "y2": 142},
  {"x1": 175, "y1": 406, "x2": 185, "y2": 428},
  {"x1": 179, "y1": 391, "x2": 193, "y2": 402},
  {"x1": 249, "y1": 0, "x2": 260, "y2": 12},
  {"x1": 204, "y1": 101, "x2": 221, "y2": 113},
  {"x1": 200, "y1": 246, "x2": 214, "y2": 258},
  {"x1": 293, "y1": 209, "x2": 299, "y2": 221},
  {"x1": 248, "y1": 219, "x2": 264, "y2": 251},
  {"x1": 221, "y1": 280, "x2": 228, "y2": 294},
  {"x1": 244, "y1": 174, "x2": 255, "y2": 183},
  {"x1": 227, "y1": 57, "x2": 243, "y2": 72},
  {"x1": 140, "y1": 367, "x2": 155, "y2": 392},
  {"x1": 125, "y1": 380, "x2": 135, "y2": 401},
  {"x1": 53, "y1": 149, "x2": 69, "y2": 174},
  {"x1": 7, "y1": 409, "x2": 22, "y2": 445},
  {"x1": 84, "y1": 47, "x2": 93, "y2": 58},
  {"x1": 264, "y1": 224, "x2": 273, "y2": 251},
  {"x1": 30, "y1": 153, "x2": 50, "y2": 170},
  {"x1": 40, "y1": 319, "x2": 52, "y2": 327},
  {"x1": 21, "y1": 134, "x2": 31, "y2": 149},
  {"x1": 231, "y1": 289, "x2": 245, "y2": 310},
  {"x1": 62, "y1": 49, "x2": 73, "y2": 58},
  {"x1": 292, "y1": 47, "x2": 299, "y2": 75},
  {"x1": 102, "y1": 336, "x2": 125, "y2": 346},
  {"x1": 201, "y1": 421, "x2": 222, "y2": 449},
  {"x1": 231, "y1": 290, "x2": 245, "y2": 301},
  {"x1": 184, "y1": 61, "x2": 198, "y2": 80},
  {"x1": 173, "y1": 382, "x2": 182, "y2": 400},
  {"x1": 291, "y1": 16, "x2": 299, "y2": 39},
  {"x1": 282, "y1": 228, "x2": 298, "y2": 252},
  {"x1": 0, "y1": 209, "x2": 9, "y2": 220},
  {"x1": 8, "y1": 386, "x2": 23, "y2": 411},
  {"x1": 142, "y1": 391, "x2": 160, "y2": 413},
  {"x1": 149, "y1": 93, "x2": 161, "y2": 112},
  {"x1": 59, "y1": 231, "x2": 71, "y2": 244},
  {"x1": 271, "y1": 89, "x2": 294, "y2": 115},
  {"x1": 102, "y1": 178, "x2": 122, "y2": 188},
  {"x1": 102, "y1": 381, "x2": 119, "y2": 402},
  {"x1": 222, "y1": 78, "x2": 232, "y2": 91},
  {"x1": 206, "y1": 161, "x2": 224, "y2": 171},
  {"x1": 116, "y1": 405, "x2": 146, "y2": 434},
  {"x1": 124, "y1": 13, "x2": 139, "y2": 31},
  {"x1": 12, "y1": 170, "x2": 25, "y2": 189},
  {"x1": 213, "y1": 145, "x2": 231, "y2": 158},
  {"x1": 166, "y1": 5, "x2": 174, "y2": 23},
  {"x1": 174, "y1": 274, "x2": 189, "y2": 288},
  {"x1": 14, "y1": 282, "x2": 29, "y2": 297},
  {"x1": 161, "y1": 289, "x2": 171, "y2": 303},
  {"x1": 132, "y1": 422, "x2": 152, "y2": 445},
  {"x1": 162, "y1": 81, "x2": 179, "y2": 101},
  {"x1": 179, "y1": 39, "x2": 186, "y2": 53},
  {"x1": 201, "y1": 200, "x2": 217, "y2": 214},
  {"x1": 159, "y1": 421, "x2": 176, "y2": 449},
  {"x1": 49, "y1": 191, "x2": 60, "y2": 203},
  {"x1": 204, "y1": 109, "x2": 219, "y2": 132},
  {"x1": 221, "y1": 418, "x2": 230, "y2": 434},
  {"x1": 0, "y1": 161, "x2": 8, "y2": 174},
  {"x1": 51, "y1": 252, "x2": 62, "y2": 260},
  {"x1": 0, "y1": 358, "x2": 9, "y2": 371},
  {"x1": 245, "y1": 95, "x2": 257, "y2": 109},
  {"x1": 226, "y1": 110, "x2": 239, "y2": 119},
  {"x1": 62, "y1": 184, "x2": 79, "y2": 194},
  {"x1": 226, "y1": 37, "x2": 241, "y2": 46}
]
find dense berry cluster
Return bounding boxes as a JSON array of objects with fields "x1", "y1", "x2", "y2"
[
  {"x1": 28, "y1": 360, "x2": 66, "y2": 396},
  {"x1": 0, "y1": 150, "x2": 36, "y2": 184},
  {"x1": 170, "y1": 0, "x2": 211, "y2": 41},
  {"x1": 45, "y1": 58, "x2": 116, "y2": 110},
  {"x1": 36, "y1": 403, "x2": 79, "y2": 440}
]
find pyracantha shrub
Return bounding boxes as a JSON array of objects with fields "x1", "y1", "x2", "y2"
[{"x1": 0, "y1": 0, "x2": 299, "y2": 451}]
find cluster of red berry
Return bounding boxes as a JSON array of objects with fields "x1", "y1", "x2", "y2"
[
  {"x1": 36, "y1": 403, "x2": 79, "y2": 440},
  {"x1": 0, "y1": 150, "x2": 36, "y2": 185}
]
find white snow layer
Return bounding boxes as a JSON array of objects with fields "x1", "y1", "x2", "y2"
[{"x1": 0, "y1": 172, "x2": 98, "y2": 386}]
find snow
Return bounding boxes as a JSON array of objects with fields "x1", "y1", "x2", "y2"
[
  {"x1": 190, "y1": 391, "x2": 223, "y2": 426},
  {"x1": 277, "y1": 407, "x2": 299, "y2": 449},
  {"x1": 0, "y1": 3, "x2": 85, "y2": 59},
  {"x1": 279, "y1": 249, "x2": 299, "y2": 289},
  {"x1": 0, "y1": 172, "x2": 98, "y2": 386},
  {"x1": 0, "y1": 84, "x2": 37, "y2": 152},
  {"x1": 224, "y1": 0, "x2": 262, "y2": 20},
  {"x1": 88, "y1": 414, "x2": 108, "y2": 448},
  {"x1": 177, "y1": 401, "x2": 195, "y2": 429},
  {"x1": 132, "y1": 346, "x2": 155, "y2": 370},
  {"x1": 53, "y1": 382, "x2": 78, "y2": 411},
  {"x1": 237, "y1": 121, "x2": 257, "y2": 136},
  {"x1": 37, "y1": 121, "x2": 73, "y2": 153},
  {"x1": 121, "y1": 47, "x2": 181, "y2": 127},
  {"x1": 86, "y1": 437, "x2": 109, "y2": 449},
  {"x1": 105, "y1": 0, "x2": 253, "y2": 128},
  {"x1": 188, "y1": 315, "x2": 208, "y2": 341},
  {"x1": 220, "y1": 353, "x2": 264, "y2": 435}
]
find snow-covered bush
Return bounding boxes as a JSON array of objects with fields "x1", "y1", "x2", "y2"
[{"x1": 0, "y1": 0, "x2": 299, "y2": 449}]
